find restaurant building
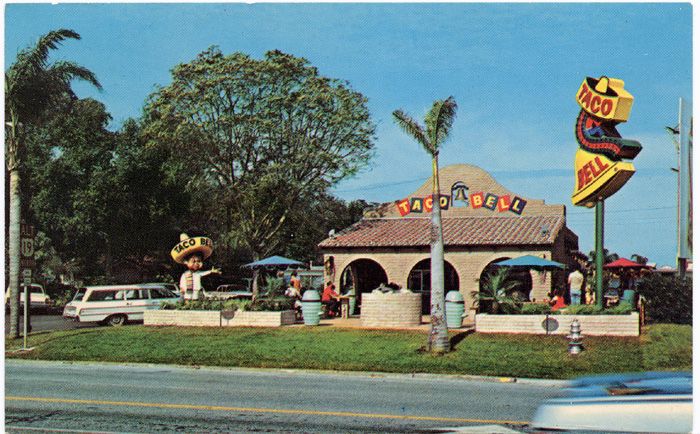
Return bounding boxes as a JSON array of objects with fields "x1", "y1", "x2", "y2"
[{"x1": 318, "y1": 164, "x2": 580, "y2": 317}]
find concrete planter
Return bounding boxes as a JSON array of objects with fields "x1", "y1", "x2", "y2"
[
  {"x1": 144, "y1": 309, "x2": 296, "y2": 327},
  {"x1": 475, "y1": 312, "x2": 640, "y2": 336},
  {"x1": 361, "y1": 292, "x2": 421, "y2": 328}
]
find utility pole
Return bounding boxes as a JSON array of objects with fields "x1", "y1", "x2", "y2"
[{"x1": 677, "y1": 98, "x2": 692, "y2": 279}]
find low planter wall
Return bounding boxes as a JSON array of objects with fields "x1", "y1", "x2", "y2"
[
  {"x1": 475, "y1": 312, "x2": 640, "y2": 337},
  {"x1": 144, "y1": 309, "x2": 296, "y2": 327},
  {"x1": 361, "y1": 292, "x2": 421, "y2": 328}
]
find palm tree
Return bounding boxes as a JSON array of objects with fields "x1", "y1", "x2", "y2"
[
  {"x1": 631, "y1": 253, "x2": 649, "y2": 265},
  {"x1": 392, "y1": 97, "x2": 457, "y2": 353},
  {"x1": 5, "y1": 29, "x2": 101, "y2": 338},
  {"x1": 471, "y1": 268, "x2": 520, "y2": 314},
  {"x1": 587, "y1": 248, "x2": 619, "y2": 268}
]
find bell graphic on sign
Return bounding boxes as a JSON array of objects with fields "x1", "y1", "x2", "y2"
[{"x1": 450, "y1": 181, "x2": 469, "y2": 207}]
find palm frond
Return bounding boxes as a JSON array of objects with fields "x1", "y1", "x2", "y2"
[
  {"x1": 392, "y1": 109, "x2": 432, "y2": 154},
  {"x1": 425, "y1": 96, "x2": 457, "y2": 148},
  {"x1": 50, "y1": 61, "x2": 103, "y2": 91},
  {"x1": 8, "y1": 29, "x2": 81, "y2": 84}
]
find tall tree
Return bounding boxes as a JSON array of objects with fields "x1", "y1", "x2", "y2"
[
  {"x1": 27, "y1": 110, "x2": 189, "y2": 283},
  {"x1": 143, "y1": 47, "x2": 375, "y2": 298},
  {"x1": 5, "y1": 29, "x2": 101, "y2": 337},
  {"x1": 393, "y1": 97, "x2": 458, "y2": 354}
]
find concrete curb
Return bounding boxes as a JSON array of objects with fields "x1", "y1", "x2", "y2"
[{"x1": 5, "y1": 359, "x2": 570, "y2": 387}]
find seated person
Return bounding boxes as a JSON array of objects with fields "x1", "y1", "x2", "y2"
[
  {"x1": 322, "y1": 282, "x2": 340, "y2": 317},
  {"x1": 549, "y1": 288, "x2": 568, "y2": 312}
]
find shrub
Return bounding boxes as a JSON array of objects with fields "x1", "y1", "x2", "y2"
[
  {"x1": 552, "y1": 304, "x2": 633, "y2": 315},
  {"x1": 636, "y1": 273, "x2": 692, "y2": 324},
  {"x1": 555, "y1": 304, "x2": 604, "y2": 315},
  {"x1": 249, "y1": 296, "x2": 294, "y2": 312},
  {"x1": 160, "y1": 299, "x2": 251, "y2": 312},
  {"x1": 518, "y1": 303, "x2": 552, "y2": 315},
  {"x1": 605, "y1": 304, "x2": 634, "y2": 315}
]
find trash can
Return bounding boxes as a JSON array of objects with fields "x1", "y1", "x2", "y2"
[
  {"x1": 445, "y1": 290, "x2": 465, "y2": 329},
  {"x1": 621, "y1": 289, "x2": 636, "y2": 307},
  {"x1": 301, "y1": 289, "x2": 321, "y2": 326}
]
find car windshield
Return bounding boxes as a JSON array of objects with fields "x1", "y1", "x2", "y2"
[
  {"x1": 30, "y1": 287, "x2": 43, "y2": 294},
  {"x1": 73, "y1": 288, "x2": 87, "y2": 301}
]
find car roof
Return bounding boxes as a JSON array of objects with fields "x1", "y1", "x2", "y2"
[{"x1": 84, "y1": 284, "x2": 171, "y2": 291}]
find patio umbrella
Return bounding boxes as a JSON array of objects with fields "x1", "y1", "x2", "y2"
[
  {"x1": 243, "y1": 255, "x2": 306, "y2": 270},
  {"x1": 495, "y1": 255, "x2": 566, "y2": 271},
  {"x1": 604, "y1": 257, "x2": 651, "y2": 269}
]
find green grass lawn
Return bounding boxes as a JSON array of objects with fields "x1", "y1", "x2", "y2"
[{"x1": 5, "y1": 324, "x2": 691, "y2": 379}]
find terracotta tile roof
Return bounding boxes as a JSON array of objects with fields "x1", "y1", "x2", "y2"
[{"x1": 319, "y1": 216, "x2": 565, "y2": 249}]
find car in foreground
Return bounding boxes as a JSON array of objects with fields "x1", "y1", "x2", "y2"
[
  {"x1": 63, "y1": 283, "x2": 180, "y2": 326},
  {"x1": 5, "y1": 283, "x2": 52, "y2": 311},
  {"x1": 530, "y1": 371, "x2": 692, "y2": 433}
]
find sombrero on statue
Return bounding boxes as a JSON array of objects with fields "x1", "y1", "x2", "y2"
[{"x1": 171, "y1": 233, "x2": 214, "y2": 264}]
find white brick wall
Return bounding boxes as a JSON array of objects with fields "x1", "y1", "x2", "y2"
[
  {"x1": 475, "y1": 313, "x2": 640, "y2": 336},
  {"x1": 144, "y1": 310, "x2": 296, "y2": 327},
  {"x1": 361, "y1": 292, "x2": 421, "y2": 328}
]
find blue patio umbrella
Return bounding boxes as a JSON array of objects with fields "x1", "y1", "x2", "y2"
[
  {"x1": 494, "y1": 255, "x2": 566, "y2": 270},
  {"x1": 243, "y1": 255, "x2": 306, "y2": 270}
]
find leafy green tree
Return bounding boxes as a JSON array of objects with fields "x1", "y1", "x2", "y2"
[
  {"x1": 637, "y1": 273, "x2": 692, "y2": 324},
  {"x1": 5, "y1": 29, "x2": 101, "y2": 337},
  {"x1": 281, "y1": 195, "x2": 372, "y2": 264},
  {"x1": 143, "y1": 47, "x2": 376, "y2": 298},
  {"x1": 392, "y1": 97, "x2": 457, "y2": 353},
  {"x1": 27, "y1": 109, "x2": 189, "y2": 283}
]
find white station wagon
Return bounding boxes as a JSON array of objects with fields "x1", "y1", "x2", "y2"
[{"x1": 63, "y1": 283, "x2": 179, "y2": 326}]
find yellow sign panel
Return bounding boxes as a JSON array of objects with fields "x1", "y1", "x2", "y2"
[
  {"x1": 572, "y1": 148, "x2": 635, "y2": 208},
  {"x1": 575, "y1": 76, "x2": 634, "y2": 122}
]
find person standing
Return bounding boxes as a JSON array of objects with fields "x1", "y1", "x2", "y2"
[{"x1": 568, "y1": 267, "x2": 584, "y2": 305}]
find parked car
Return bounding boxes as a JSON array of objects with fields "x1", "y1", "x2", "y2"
[
  {"x1": 62, "y1": 283, "x2": 179, "y2": 326},
  {"x1": 204, "y1": 283, "x2": 252, "y2": 300},
  {"x1": 530, "y1": 371, "x2": 692, "y2": 433},
  {"x1": 5, "y1": 283, "x2": 52, "y2": 311}
]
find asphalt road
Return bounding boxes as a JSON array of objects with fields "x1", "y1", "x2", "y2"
[
  {"x1": 5, "y1": 312, "x2": 109, "y2": 333},
  {"x1": 5, "y1": 360, "x2": 565, "y2": 433}
]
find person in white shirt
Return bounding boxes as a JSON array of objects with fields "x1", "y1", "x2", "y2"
[{"x1": 568, "y1": 268, "x2": 584, "y2": 305}]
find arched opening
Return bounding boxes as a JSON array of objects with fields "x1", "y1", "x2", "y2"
[
  {"x1": 407, "y1": 259, "x2": 460, "y2": 315},
  {"x1": 339, "y1": 259, "x2": 388, "y2": 311},
  {"x1": 478, "y1": 257, "x2": 533, "y2": 311}
]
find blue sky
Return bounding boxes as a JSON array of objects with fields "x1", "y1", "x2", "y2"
[{"x1": 5, "y1": 3, "x2": 692, "y2": 267}]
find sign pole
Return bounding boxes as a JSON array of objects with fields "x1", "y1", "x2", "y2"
[
  {"x1": 595, "y1": 199, "x2": 605, "y2": 308},
  {"x1": 23, "y1": 285, "x2": 29, "y2": 349}
]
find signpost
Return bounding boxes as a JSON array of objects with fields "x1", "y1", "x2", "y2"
[
  {"x1": 571, "y1": 76, "x2": 642, "y2": 307},
  {"x1": 19, "y1": 222, "x2": 35, "y2": 349}
]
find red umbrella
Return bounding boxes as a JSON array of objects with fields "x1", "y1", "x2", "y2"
[{"x1": 604, "y1": 258, "x2": 651, "y2": 269}]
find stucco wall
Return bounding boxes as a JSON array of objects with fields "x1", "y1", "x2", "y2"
[
  {"x1": 475, "y1": 313, "x2": 640, "y2": 336},
  {"x1": 324, "y1": 247, "x2": 565, "y2": 319}
]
